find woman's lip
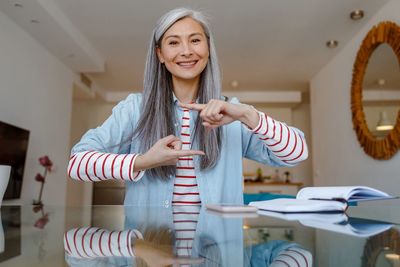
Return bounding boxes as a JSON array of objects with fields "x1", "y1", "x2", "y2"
[{"x1": 177, "y1": 60, "x2": 198, "y2": 66}]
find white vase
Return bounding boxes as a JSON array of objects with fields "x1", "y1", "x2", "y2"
[
  {"x1": 0, "y1": 165, "x2": 10, "y2": 253},
  {"x1": 0, "y1": 210, "x2": 3, "y2": 253},
  {"x1": 0, "y1": 165, "x2": 11, "y2": 207}
]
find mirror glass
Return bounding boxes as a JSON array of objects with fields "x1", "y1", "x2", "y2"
[
  {"x1": 362, "y1": 44, "x2": 400, "y2": 140},
  {"x1": 375, "y1": 249, "x2": 400, "y2": 267}
]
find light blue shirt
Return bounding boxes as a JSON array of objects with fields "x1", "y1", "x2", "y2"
[{"x1": 71, "y1": 93, "x2": 304, "y2": 206}]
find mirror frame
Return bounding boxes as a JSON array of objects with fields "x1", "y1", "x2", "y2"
[
  {"x1": 361, "y1": 228, "x2": 400, "y2": 267},
  {"x1": 351, "y1": 21, "x2": 400, "y2": 160}
]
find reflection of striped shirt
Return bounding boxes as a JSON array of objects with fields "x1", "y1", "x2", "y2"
[
  {"x1": 270, "y1": 246, "x2": 313, "y2": 267},
  {"x1": 64, "y1": 227, "x2": 142, "y2": 258},
  {"x1": 67, "y1": 109, "x2": 307, "y2": 182},
  {"x1": 173, "y1": 205, "x2": 201, "y2": 265},
  {"x1": 173, "y1": 108, "x2": 201, "y2": 205}
]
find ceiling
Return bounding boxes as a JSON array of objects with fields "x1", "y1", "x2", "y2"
[{"x1": 0, "y1": 0, "x2": 394, "y2": 98}]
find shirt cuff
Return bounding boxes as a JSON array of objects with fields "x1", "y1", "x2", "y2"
[
  {"x1": 249, "y1": 111, "x2": 263, "y2": 133},
  {"x1": 250, "y1": 111, "x2": 275, "y2": 139},
  {"x1": 131, "y1": 154, "x2": 145, "y2": 182},
  {"x1": 129, "y1": 229, "x2": 144, "y2": 257}
]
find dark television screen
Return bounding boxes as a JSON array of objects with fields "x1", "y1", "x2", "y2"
[{"x1": 0, "y1": 121, "x2": 30, "y2": 199}]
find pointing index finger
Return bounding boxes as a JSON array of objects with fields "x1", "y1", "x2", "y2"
[
  {"x1": 179, "y1": 103, "x2": 206, "y2": 111},
  {"x1": 173, "y1": 149, "x2": 205, "y2": 157}
]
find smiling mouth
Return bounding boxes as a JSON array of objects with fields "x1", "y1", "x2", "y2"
[{"x1": 177, "y1": 60, "x2": 198, "y2": 67}]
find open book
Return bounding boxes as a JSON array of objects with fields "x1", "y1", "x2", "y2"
[
  {"x1": 257, "y1": 210, "x2": 393, "y2": 238},
  {"x1": 249, "y1": 186, "x2": 395, "y2": 213}
]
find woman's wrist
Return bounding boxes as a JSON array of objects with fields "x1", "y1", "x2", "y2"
[
  {"x1": 134, "y1": 154, "x2": 152, "y2": 171},
  {"x1": 238, "y1": 104, "x2": 260, "y2": 129}
]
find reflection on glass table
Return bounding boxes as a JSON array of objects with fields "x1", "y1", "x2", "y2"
[
  {"x1": 0, "y1": 201, "x2": 399, "y2": 267},
  {"x1": 64, "y1": 206, "x2": 311, "y2": 267},
  {"x1": 0, "y1": 206, "x2": 21, "y2": 263},
  {"x1": 257, "y1": 211, "x2": 393, "y2": 238}
]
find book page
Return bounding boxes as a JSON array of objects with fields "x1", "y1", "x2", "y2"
[
  {"x1": 258, "y1": 210, "x2": 348, "y2": 223},
  {"x1": 300, "y1": 217, "x2": 392, "y2": 238},
  {"x1": 296, "y1": 186, "x2": 391, "y2": 201},
  {"x1": 249, "y1": 198, "x2": 347, "y2": 213},
  {"x1": 257, "y1": 210, "x2": 393, "y2": 238}
]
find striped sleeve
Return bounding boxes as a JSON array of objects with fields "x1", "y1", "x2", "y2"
[
  {"x1": 67, "y1": 151, "x2": 145, "y2": 182},
  {"x1": 64, "y1": 227, "x2": 143, "y2": 259},
  {"x1": 270, "y1": 247, "x2": 313, "y2": 267},
  {"x1": 251, "y1": 112, "x2": 308, "y2": 164}
]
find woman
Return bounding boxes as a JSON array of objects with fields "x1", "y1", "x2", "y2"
[{"x1": 68, "y1": 7, "x2": 308, "y2": 206}]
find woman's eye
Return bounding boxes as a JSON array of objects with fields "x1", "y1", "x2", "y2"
[
  {"x1": 191, "y1": 39, "x2": 201, "y2": 43},
  {"x1": 168, "y1": 41, "x2": 178, "y2": 46}
]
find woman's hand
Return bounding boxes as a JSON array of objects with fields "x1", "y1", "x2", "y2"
[
  {"x1": 135, "y1": 239, "x2": 204, "y2": 267},
  {"x1": 134, "y1": 135, "x2": 204, "y2": 171},
  {"x1": 180, "y1": 99, "x2": 260, "y2": 129}
]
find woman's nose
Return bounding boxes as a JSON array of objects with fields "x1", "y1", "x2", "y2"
[{"x1": 180, "y1": 41, "x2": 193, "y2": 57}]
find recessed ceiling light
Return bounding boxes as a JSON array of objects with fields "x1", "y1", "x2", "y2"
[
  {"x1": 350, "y1": 10, "x2": 364, "y2": 20},
  {"x1": 326, "y1": 40, "x2": 338, "y2": 48},
  {"x1": 377, "y1": 78, "x2": 386, "y2": 86},
  {"x1": 231, "y1": 80, "x2": 239, "y2": 88},
  {"x1": 31, "y1": 19, "x2": 40, "y2": 24},
  {"x1": 14, "y1": 3, "x2": 23, "y2": 8}
]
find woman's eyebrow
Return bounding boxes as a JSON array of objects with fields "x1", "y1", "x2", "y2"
[
  {"x1": 164, "y1": 32, "x2": 204, "y2": 40},
  {"x1": 189, "y1": 32, "x2": 204, "y2": 37}
]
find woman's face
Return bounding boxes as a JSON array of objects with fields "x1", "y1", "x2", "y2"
[{"x1": 157, "y1": 17, "x2": 209, "y2": 84}]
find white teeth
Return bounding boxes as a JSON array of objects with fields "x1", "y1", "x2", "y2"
[{"x1": 178, "y1": 61, "x2": 197, "y2": 66}]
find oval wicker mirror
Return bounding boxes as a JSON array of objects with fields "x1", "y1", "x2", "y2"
[
  {"x1": 362, "y1": 229, "x2": 400, "y2": 267},
  {"x1": 351, "y1": 21, "x2": 400, "y2": 160}
]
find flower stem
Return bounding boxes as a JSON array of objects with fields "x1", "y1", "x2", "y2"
[
  {"x1": 38, "y1": 183, "x2": 44, "y2": 203},
  {"x1": 38, "y1": 169, "x2": 47, "y2": 203}
]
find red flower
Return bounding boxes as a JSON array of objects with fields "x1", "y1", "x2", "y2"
[
  {"x1": 39, "y1": 156, "x2": 53, "y2": 170},
  {"x1": 34, "y1": 214, "x2": 49, "y2": 229},
  {"x1": 35, "y1": 173, "x2": 45, "y2": 183}
]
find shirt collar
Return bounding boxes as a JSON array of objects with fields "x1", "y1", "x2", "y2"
[
  {"x1": 172, "y1": 92, "x2": 179, "y2": 105},
  {"x1": 172, "y1": 92, "x2": 199, "y2": 105}
]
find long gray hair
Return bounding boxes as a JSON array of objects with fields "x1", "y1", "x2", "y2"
[{"x1": 133, "y1": 7, "x2": 223, "y2": 180}]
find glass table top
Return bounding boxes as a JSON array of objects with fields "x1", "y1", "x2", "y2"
[{"x1": 0, "y1": 199, "x2": 399, "y2": 267}]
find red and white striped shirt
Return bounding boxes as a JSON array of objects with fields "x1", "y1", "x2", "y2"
[
  {"x1": 171, "y1": 109, "x2": 200, "y2": 265},
  {"x1": 173, "y1": 108, "x2": 201, "y2": 205},
  {"x1": 172, "y1": 205, "x2": 201, "y2": 263}
]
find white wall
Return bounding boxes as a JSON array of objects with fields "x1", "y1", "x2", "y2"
[
  {"x1": 310, "y1": 0, "x2": 400, "y2": 195},
  {"x1": 292, "y1": 101, "x2": 313, "y2": 186},
  {"x1": 0, "y1": 10, "x2": 74, "y2": 206},
  {"x1": 311, "y1": 1, "x2": 400, "y2": 264}
]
